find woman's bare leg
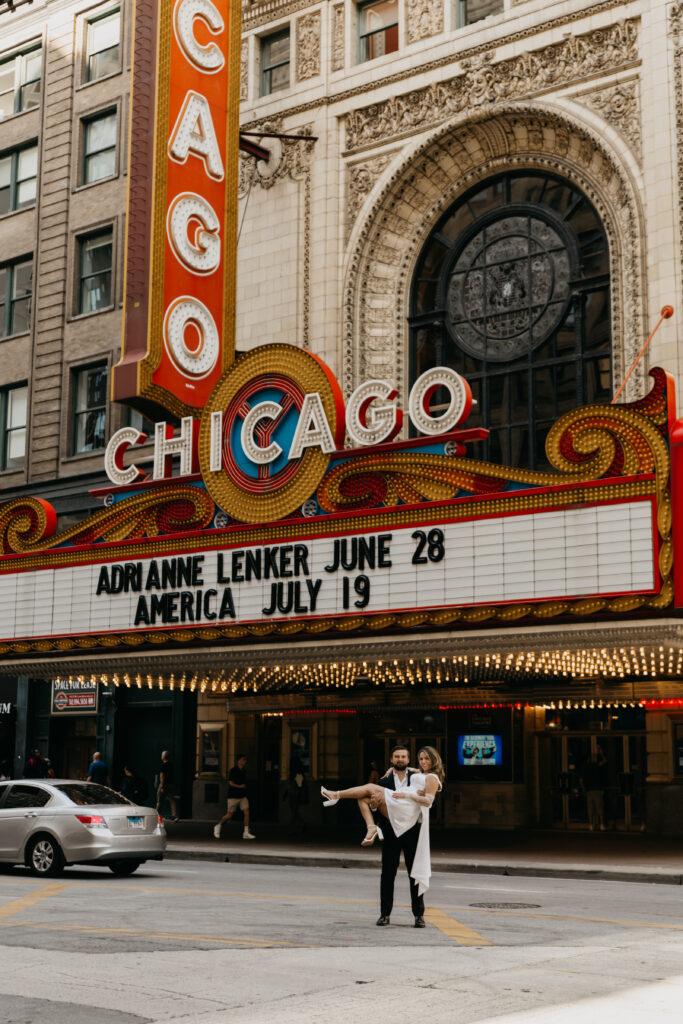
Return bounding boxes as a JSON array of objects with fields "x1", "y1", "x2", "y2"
[{"x1": 358, "y1": 797, "x2": 375, "y2": 829}]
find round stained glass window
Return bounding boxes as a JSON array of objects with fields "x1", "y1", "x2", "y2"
[{"x1": 446, "y1": 210, "x2": 572, "y2": 361}]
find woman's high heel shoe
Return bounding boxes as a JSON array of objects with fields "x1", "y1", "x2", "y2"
[
  {"x1": 361, "y1": 825, "x2": 384, "y2": 846},
  {"x1": 321, "y1": 786, "x2": 340, "y2": 806}
]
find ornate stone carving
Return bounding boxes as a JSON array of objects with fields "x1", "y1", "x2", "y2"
[
  {"x1": 578, "y1": 80, "x2": 641, "y2": 160},
  {"x1": 346, "y1": 154, "x2": 393, "y2": 242},
  {"x1": 238, "y1": 118, "x2": 315, "y2": 348},
  {"x1": 406, "y1": 0, "x2": 443, "y2": 44},
  {"x1": 240, "y1": 39, "x2": 249, "y2": 101},
  {"x1": 332, "y1": 3, "x2": 345, "y2": 72},
  {"x1": 241, "y1": 3, "x2": 634, "y2": 132},
  {"x1": 296, "y1": 10, "x2": 321, "y2": 81},
  {"x1": 343, "y1": 104, "x2": 647, "y2": 410},
  {"x1": 345, "y1": 19, "x2": 639, "y2": 151}
]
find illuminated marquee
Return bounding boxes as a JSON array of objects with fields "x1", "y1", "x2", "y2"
[
  {"x1": 106, "y1": 345, "x2": 473, "y2": 523},
  {"x1": 112, "y1": 0, "x2": 241, "y2": 420}
]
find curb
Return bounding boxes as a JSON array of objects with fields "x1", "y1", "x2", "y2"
[{"x1": 164, "y1": 847, "x2": 683, "y2": 885}]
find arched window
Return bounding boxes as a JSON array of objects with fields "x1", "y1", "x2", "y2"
[{"x1": 409, "y1": 172, "x2": 611, "y2": 470}]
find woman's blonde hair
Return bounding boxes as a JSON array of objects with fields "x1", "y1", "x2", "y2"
[{"x1": 418, "y1": 746, "x2": 445, "y2": 782}]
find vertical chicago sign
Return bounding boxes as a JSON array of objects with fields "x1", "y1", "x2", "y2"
[{"x1": 113, "y1": 0, "x2": 241, "y2": 420}]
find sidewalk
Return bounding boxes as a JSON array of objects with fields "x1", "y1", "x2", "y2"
[{"x1": 163, "y1": 820, "x2": 683, "y2": 885}]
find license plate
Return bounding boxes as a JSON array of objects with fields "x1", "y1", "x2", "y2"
[{"x1": 127, "y1": 816, "x2": 144, "y2": 830}]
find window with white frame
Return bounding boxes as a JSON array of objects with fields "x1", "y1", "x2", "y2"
[
  {"x1": 0, "y1": 382, "x2": 27, "y2": 470},
  {"x1": 85, "y1": 8, "x2": 121, "y2": 83},
  {"x1": 0, "y1": 143, "x2": 37, "y2": 214},
  {"x1": 72, "y1": 363, "x2": 107, "y2": 454},
  {"x1": 0, "y1": 45, "x2": 41, "y2": 119},
  {"x1": 358, "y1": 0, "x2": 398, "y2": 62},
  {"x1": 82, "y1": 110, "x2": 117, "y2": 184},
  {"x1": 0, "y1": 257, "x2": 32, "y2": 338},
  {"x1": 260, "y1": 30, "x2": 290, "y2": 96}
]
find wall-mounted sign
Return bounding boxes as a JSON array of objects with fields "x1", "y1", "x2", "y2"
[
  {"x1": 51, "y1": 679, "x2": 98, "y2": 715},
  {"x1": 113, "y1": 0, "x2": 241, "y2": 420},
  {"x1": 0, "y1": 496, "x2": 656, "y2": 644}
]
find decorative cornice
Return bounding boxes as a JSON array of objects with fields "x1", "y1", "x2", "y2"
[
  {"x1": 344, "y1": 19, "x2": 639, "y2": 152},
  {"x1": 241, "y1": 1, "x2": 637, "y2": 131}
]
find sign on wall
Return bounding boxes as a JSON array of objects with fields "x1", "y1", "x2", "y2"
[
  {"x1": 51, "y1": 679, "x2": 98, "y2": 715},
  {"x1": 113, "y1": 0, "x2": 241, "y2": 420}
]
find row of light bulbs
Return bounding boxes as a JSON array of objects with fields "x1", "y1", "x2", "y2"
[{"x1": 61, "y1": 645, "x2": 683, "y2": 696}]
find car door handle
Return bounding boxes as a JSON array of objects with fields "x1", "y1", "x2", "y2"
[{"x1": 24, "y1": 812, "x2": 37, "y2": 818}]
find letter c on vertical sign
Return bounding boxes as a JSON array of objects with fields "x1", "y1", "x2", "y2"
[
  {"x1": 174, "y1": 0, "x2": 225, "y2": 73},
  {"x1": 167, "y1": 192, "x2": 221, "y2": 274}
]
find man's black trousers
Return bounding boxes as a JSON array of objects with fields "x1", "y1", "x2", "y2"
[{"x1": 379, "y1": 819, "x2": 424, "y2": 918}]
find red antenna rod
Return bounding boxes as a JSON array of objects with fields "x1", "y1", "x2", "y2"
[{"x1": 611, "y1": 305, "x2": 674, "y2": 404}]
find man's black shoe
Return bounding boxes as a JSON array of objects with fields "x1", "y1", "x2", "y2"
[
  {"x1": 414, "y1": 916, "x2": 426, "y2": 928},
  {"x1": 376, "y1": 915, "x2": 391, "y2": 926}
]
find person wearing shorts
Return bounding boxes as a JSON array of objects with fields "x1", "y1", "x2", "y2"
[{"x1": 213, "y1": 756, "x2": 255, "y2": 839}]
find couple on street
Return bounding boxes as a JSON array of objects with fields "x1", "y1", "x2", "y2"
[{"x1": 322, "y1": 744, "x2": 444, "y2": 928}]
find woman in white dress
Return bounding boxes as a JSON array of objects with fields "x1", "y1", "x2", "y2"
[{"x1": 321, "y1": 747, "x2": 444, "y2": 897}]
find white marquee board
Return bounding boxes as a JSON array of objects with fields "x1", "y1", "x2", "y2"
[{"x1": 0, "y1": 499, "x2": 656, "y2": 642}]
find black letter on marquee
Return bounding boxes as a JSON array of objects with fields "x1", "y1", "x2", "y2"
[
  {"x1": 219, "y1": 588, "x2": 235, "y2": 619},
  {"x1": 134, "y1": 596, "x2": 150, "y2": 625},
  {"x1": 96, "y1": 566, "x2": 111, "y2": 595}
]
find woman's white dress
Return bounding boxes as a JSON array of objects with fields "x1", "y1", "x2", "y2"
[{"x1": 382, "y1": 772, "x2": 442, "y2": 896}]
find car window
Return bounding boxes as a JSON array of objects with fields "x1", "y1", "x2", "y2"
[
  {"x1": 0, "y1": 782, "x2": 9, "y2": 807},
  {"x1": 55, "y1": 783, "x2": 131, "y2": 806},
  {"x1": 3, "y1": 784, "x2": 51, "y2": 809}
]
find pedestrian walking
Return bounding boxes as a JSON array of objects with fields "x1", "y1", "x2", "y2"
[
  {"x1": 87, "y1": 751, "x2": 109, "y2": 786},
  {"x1": 23, "y1": 748, "x2": 48, "y2": 778},
  {"x1": 213, "y1": 755, "x2": 255, "y2": 839},
  {"x1": 156, "y1": 750, "x2": 179, "y2": 820},
  {"x1": 285, "y1": 762, "x2": 308, "y2": 835},
  {"x1": 581, "y1": 748, "x2": 607, "y2": 831}
]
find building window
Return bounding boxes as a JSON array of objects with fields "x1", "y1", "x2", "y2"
[
  {"x1": 0, "y1": 382, "x2": 27, "y2": 470},
  {"x1": 454, "y1": 0, "x2": 504, "y2": 27},
  {"x1": 260, "y1": 30, "x2": 290, "y2": 96},
  {"x1": 78, "y1": 229, "x2": 113, "y2": 314},
  {"x1": 359, "y1": 0, "x2": 398, "y2": 62},
  {"x1": 125, "y1": 406, "x2": 154, "y2": 437},
  {"x1": 82, "y1": 110, "x2": 116, "y2": 184},
  {"x1": 85, "y1": 8, "x2": 121, "y2": 83},
  {"x1": 0, "y1": 143, "x2": 37, "y2": 214},
  {"x1": 410, "y1": 172, "x2": 611, "y2": 470},
  {"x1": 0, "y1": 45, "x2": 42, "y2": 119},
  {"x1": 0, "y1": 257, "x2": 32, "y2": 337},
  {"x1": 72, "y1": 364, "x2": 107, "y2": 453}
]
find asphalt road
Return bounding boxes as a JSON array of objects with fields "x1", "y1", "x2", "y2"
[{"x1": 0, "y1": 859, "x2": 682, "y2": 1023}]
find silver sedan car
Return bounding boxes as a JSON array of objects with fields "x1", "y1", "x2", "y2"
[{"x1": 0, "y1": 779, "x2": 166, "y2": 877}]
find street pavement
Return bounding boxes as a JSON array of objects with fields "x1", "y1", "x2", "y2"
[
  {"x1": 164, "y1": 820, "x2": 683, "y2": 884},
  {"x1": 1, "y1": 859, "x2": 682, "y2": 1023}
]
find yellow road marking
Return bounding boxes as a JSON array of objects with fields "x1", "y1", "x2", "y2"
[
  {"x1": 3, "y1": 919, "x2": 311, "y2": 947},
  {"x1": 2, "y1": 879, "x2": 682, "y2": 935},
  {"x1": 447, "y1": 904, "x2": 683, "y2": 932},
  {"x1": 424, "y1": 908, "x2": 491, "y2": 946},
  {"x1": 0, "y1": 882, "x2": 69, "y2": 920}
]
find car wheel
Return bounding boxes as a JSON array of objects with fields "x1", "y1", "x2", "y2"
[
  {"x1": 108, "y1": 860, "x2": 142, "y2": 876},
  {"x1": 27, "y1": 835, "x2": 64, "y2": 877}
]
